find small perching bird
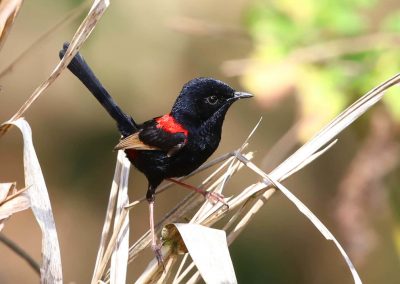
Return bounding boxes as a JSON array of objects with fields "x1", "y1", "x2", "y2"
[{"x1": 59, "y1": 43, "x2": 253, "y2": 264}]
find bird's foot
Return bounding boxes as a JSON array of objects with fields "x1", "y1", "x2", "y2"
[
  {"x1": 151, "y1": 242, "x2": 165, "y2": 270},
  {"x1": 166, "y1": 178, "x2": 229, "y2": 209},
  {"x1": 205, "y1": 191, "x2": 229, "y2": 209}
]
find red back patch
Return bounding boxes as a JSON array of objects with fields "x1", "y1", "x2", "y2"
[{"x1": 155, "y1": 114, "x2": 188, "y2": 136}]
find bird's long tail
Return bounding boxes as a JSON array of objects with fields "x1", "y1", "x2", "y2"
[{"x1": 59, "y1": 42, "x2": 137, "y2": 137}]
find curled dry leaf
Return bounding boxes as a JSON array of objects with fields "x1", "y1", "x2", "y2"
[
  {"x1": 0, "y1": 182, "x2": 30, "y2": 231},
  {"x1": 4, "y1": 118, "x2": 63, "y2": 284},
  {"x1": 0, "y1": 0, "x2": 23, "y2": 50},
  {"x1": 163, "y1": 223, "x2": 237, "y2": 284}
]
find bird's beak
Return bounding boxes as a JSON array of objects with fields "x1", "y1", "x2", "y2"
[{"x1": 233, "y1": 91, "x2": 253, "y2": 100}]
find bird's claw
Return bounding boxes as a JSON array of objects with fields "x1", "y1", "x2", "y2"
[
  {"x1": 151, "y1": 242, "x2": 165, "y2": 270},
  {"x1": 205, "y1": 192, "x2": 229, "y2": 209}
]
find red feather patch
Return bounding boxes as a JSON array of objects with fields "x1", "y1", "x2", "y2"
[{"x1": 155, "y1": 114, "x2": 188, "y2": 136}]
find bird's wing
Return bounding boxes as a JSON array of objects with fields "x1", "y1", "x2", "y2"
[
  {"x1": 114, "y1": 118, "x2": 187, "y2": 156},
  {"x1": 114, "y1": 132, "x2": 159, "y2": 151}
]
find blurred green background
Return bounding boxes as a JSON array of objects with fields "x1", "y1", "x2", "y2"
[{"x1": 1, "y1": 0, "x2": 400, "y2": 283}]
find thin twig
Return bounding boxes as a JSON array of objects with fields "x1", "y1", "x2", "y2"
[
  {"x1": 260, "y1": 121, "x2": 300, "y2": 170},
  {"x1": 104, "y1": 152, "x2": 247, "y2": 283},
  {"x1": 0, "y1": 0, "x2": 110, "y2": 137},
  {"x1": 0, "y1": 186, "x2": 28, "y2": 206},
  {"x1": 0, "y1": 1, "x2": 89, "y2": 79},
  {"x1": 173, "y1": 254, "x2": 190, "y2": 283},
  {"x1": 174, "y1": 260, "x2": 196, "y2": 284},
  {"x1": 125, "y1": 152, "x2": 235, "y2": 208},
  {"x1": 133, "y1": 154, "x2": 251, "y2": 283},
  {"x1": 0, "y1": 233, "x2": 40, "y2": 275},
  {"x1": 107, "y1": 71, "x2": 399, "y2": 282}
]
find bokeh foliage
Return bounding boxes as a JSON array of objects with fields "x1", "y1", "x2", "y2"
[
  {"x1": 242, "y1": 0, "x2": 400, "y2": 139},
  {"x1": 239, "y1": 0, "x2": 400, "y2": 279}
]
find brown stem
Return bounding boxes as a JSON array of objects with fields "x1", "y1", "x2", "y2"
[
  {"x1": 0, "y1": 233, "x2": 40, "y2": 276},
  {"x1": 0, "y1": 1, "x2": 89, "y2": 79}
]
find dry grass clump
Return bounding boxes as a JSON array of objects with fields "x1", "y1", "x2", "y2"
[{"x1": 1, "y1": 1, "x2": 400, "y2": 283}]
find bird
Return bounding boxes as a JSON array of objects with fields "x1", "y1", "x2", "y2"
[{"x1": 59, "y1": 43, "x2": 253, "y2": 264}]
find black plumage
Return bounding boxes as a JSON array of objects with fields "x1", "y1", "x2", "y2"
[{"x1": 59, "y1": 43, "x2": 252, "y2": 264}]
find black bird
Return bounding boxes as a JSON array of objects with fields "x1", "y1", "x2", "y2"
[{"x1": 59, "y1": 43, "x2": 253, "y2": 263}]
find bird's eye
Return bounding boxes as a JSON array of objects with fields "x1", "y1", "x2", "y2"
[{"x1": 206, "y1": 95, "x2": 218, "y2": 105}]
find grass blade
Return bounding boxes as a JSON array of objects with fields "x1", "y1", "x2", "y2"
[
  {"x1": 5, "y1": 118, "x2": 62, "y2": 283},
  {"x1": 92, "y1": 151, "x2": 124, "y2": 282},
  {"x1": 110, "y1": 152, "x2": 130, "y2": 284},
  {"x1": 235, "y1": 153, "x2": 362, "y2": 284}
]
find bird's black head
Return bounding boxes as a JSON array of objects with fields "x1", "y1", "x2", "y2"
[{"x1": 171, "y1": 77, "x2": 252, "y2": 127}]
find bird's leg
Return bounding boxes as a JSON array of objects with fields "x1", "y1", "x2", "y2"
[
  {"x1": 146, "y1": 186, "x2": 164, "y2": 268},
  {"x1": 167, "y1": 178, "x2": 228, "y2": 207}
]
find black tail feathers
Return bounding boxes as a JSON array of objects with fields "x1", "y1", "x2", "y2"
[{"x1": 59, "y1": 42, "x2": 137, "y2": 137}]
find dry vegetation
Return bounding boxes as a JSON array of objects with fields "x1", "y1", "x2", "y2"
[{"x1": 1, "y1": 1, "x2": 399, "y2": 283}]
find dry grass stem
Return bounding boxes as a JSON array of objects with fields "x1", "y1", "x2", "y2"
[
  {"x1": 0, "y1": 1, "x2": 110, "y2": 282},
  {"x1": 0, "y1": 0, "x2": 90, "y2": 79},
  {"x1": 235, "y1": 153, "x2": 361, "y2": 283},
  {"x1": 102, "y1": 151, "x2": 251, "y2": 283},
  {"x1": 92, "y1": 151, "x2": 131, "y2": 284},
  {"x1": 0, "y1": 233, "x2": 40, "y2": 275},
  {"x1": 0, "y1": 0, "x2": 110, "y2": 136},
  {"x1": 2, "y1": 1, "x2": 399, "y2": 280},
  {"x1": 93, "y1": 208, "x2": 129, "y2": 283},
  {"x1": 126, "y1": 72, "x2": 400, "y2": 283},
  {"x1": 92, "y1": 151, "x2": 127, "y2": 282},
  {"x1": 110, "y1": 153, "x2": 131, "y2": 284},
  {"x1": 0, "y1": 185, "x2": 28, "y2": 206},
  {"x1": 0, "y1": 183, "x2": 30, "y2": 232}
]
